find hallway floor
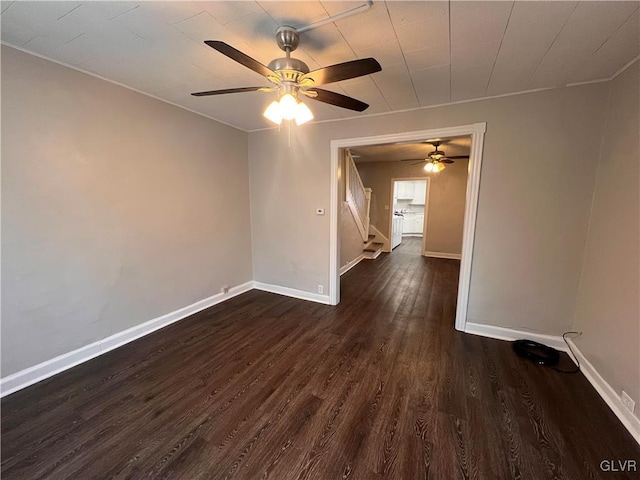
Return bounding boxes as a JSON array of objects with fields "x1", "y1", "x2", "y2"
[{"x1": 2, "y1": 239, "x2": 639, "y2": 479}]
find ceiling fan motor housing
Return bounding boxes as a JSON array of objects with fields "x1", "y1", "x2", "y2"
[
  {"x1": 275, "y1": 26, "x2": 300, "y2": 52},
  {"x1": 270, "y1": 27, "x2": 310, "y2": 85},
  {"x1": 268, "y1": 57, "x2": 310, "y2": 78}
]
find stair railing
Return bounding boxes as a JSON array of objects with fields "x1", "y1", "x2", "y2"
[{"x1": 345, "y1": 149, "x2": 371, "y2": 241}]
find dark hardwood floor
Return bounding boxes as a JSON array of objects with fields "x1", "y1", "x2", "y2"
[{"x1": 2, "y1": 237, "x2": 639, "y2": 479}]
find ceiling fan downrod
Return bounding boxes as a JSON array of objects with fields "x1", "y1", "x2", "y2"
[{"x1": 268, "y1": 27, "x2": 310, "y2": 84}]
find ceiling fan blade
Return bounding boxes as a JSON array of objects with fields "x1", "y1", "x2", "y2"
[
  {"x1": 204, "y1": 41, "x2": 276, "y2": 78},
  {"x1": 191, "y1": 87, "x2": 265, "y2": 97},
  {"x1": 400, "y1": 158, "x2": 426, "y2": 162},
  {"x1": 300, "y1": 58, "x2": 381, "y2": 86},
  {"x1": 441, "y1": 159, "x2": 455, "y2": 164},
  {"x1": 307, "y1": 88, "x2": 369, "y2": 112},
  {"x1": 411, "y1": 161, "x2": 426, "y2": 165},
  {"x1": 444, "y1": 155, "x2": 469, "y2": 159}
]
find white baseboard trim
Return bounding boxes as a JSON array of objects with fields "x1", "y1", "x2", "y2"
[
  {"x1": 567, "y1": 339, "x2": 640, "y2": 444},
  {"x1": 253, "y1": 282, "x2": 332, "y2": 305},
  {"x1": 340, "y1": 254, "x2": 365, "y2": 276},
  {"x1": 464, "y1": 322, "x2": 639, "y2": 444},
  {"x1": 423, "y1": 251, "x2": 462, "y2": 260},
  {"x1": 464, "y1": 322, "x2": 568, "y2": 351},
  {"x1": 0, "y1": 281, "x2": 254, "y2": 398}
]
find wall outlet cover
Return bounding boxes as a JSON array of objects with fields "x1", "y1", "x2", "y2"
[
  {"x1": 317, "y1": 285, "x2": 324, "y2": 294},
  {"x1": 221, "y1": 285, "x2": 230, "y2": 294}
]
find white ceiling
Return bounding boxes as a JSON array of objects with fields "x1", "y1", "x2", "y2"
[{"x1": 2, "y1": 1, "x2": 638, "y2": 131}]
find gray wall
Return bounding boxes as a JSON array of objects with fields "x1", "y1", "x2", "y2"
[
  {"x1": 357, "y1": 159, "x2": 468, "y2": 255},
  {"x1": 573, "y1": 62, "x2": 639, "y2": 403},
  {"x1": 249, "y1": 82, "x2": 608, "y2": 335},
  {"x1": 1, "y1": 46, "x2": 253, "y2": 376}
]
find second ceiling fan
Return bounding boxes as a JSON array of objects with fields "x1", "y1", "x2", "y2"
[
  {"x1": 402, "y1": 141, "x2": 470, "y2": 172},
  {"x1": 192, "y1": 26, "x2": 382, "y2": 126}
]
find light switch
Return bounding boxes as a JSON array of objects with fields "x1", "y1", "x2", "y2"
[{"x1": 316, "y1": 208, "x2": 325, "y2": 215}]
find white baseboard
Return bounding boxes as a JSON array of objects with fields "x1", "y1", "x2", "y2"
[
  {"x1": 0, "y1": 281, "x2": 254, "y2": 398},
  {"x1": 567, "y1": 339, "x2": 640, "y2": 444},
  {"x1": 423, "y1": 251, "x2": 462, "y2": 260},
  {"x1": 464, "y1": 322, "x2": 569, "y2": 351},
  {"x1": 253, "y1": 282, "x2": 332, "y2": 305},
  {"x1": 464, "y1": 322, "x2": 640, "y2": 445},
  {"x1": 340, "y1": 254, "x2": 365, "y2": 276}
]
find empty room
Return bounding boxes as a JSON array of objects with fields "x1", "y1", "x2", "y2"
[{"x1": 1, "y1": 1, "x2": 639, "y2": 479}]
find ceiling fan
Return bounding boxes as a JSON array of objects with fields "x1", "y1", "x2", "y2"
[
  {"x1": 191, "y1": 26, "x2": 382, "y2": 126},
  {"x1": 401, "y1": 141, "x2": 469, "y2": 172}
]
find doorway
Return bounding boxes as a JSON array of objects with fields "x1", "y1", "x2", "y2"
[
  {"x1": 390, "y1": 178, "x2": 430, "y2": 251},
  {"x1": 330, "y1": 123, "x2": 486, "y2": 332}
]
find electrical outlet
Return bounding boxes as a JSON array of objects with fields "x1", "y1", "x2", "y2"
[
  {"x1": 621, "y1": 391, "x2": 636, "y2": 413},
  {"x1": 221, "y1": 285, "x2": 230, "y2": 294},
  {"x1": 317, "y1": 285, "x2": 324, "y2": 294}
]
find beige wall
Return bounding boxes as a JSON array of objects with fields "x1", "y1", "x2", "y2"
[
  {"x1": 249, "y1": 82, "x2": 608, "y2": 334},
  {"x1": 573, "y1": 62, "x2": 640, "y2": 403},
  {"x1": 357, "y1": 159, "x2": 468, "y2": 255},
  {"x1": 1, "y1": 46, "x2": 253, "y2": 376},
  {"x1": 339, "y1": 153, "x2": 364, "y2": 268}
]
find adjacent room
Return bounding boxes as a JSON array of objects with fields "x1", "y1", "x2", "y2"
[{"x1": 2, "y1": 1, "x2": 639, "y2": 479}]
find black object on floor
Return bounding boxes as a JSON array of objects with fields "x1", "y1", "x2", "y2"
[{"x1": 513, "y1": 339, "x2": 560, "y2": 366}]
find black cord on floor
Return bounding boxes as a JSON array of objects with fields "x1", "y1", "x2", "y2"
[{"x1": 552, "y1": 331, "x2": 582, "y2": 374}]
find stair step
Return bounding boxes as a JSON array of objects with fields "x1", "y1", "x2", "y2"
[{"x1": 363, "y1": 242, "x2": 384, "y2": 253}]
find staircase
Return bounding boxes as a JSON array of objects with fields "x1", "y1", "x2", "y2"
[
  {"x1": 363, "y1": 234, "x2": 384, "y2": 259},
  {"x1": 345, "y1": 150, "x2": 384, "y2": 261}
]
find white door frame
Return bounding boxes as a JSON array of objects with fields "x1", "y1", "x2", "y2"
[
  {"x1": 389, "y1": 177, "x2": 431, "y2": 251},
  {"x1": 330, "y1": 122, "x2": 486, "y2": 331}
]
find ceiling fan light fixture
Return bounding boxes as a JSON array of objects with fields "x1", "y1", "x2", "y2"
[
  {"x1": 424, "y1": 160, "x2": 445, "y2": 173},
  {"x1": 263, "y1": 100, "x2": 283, "y2": 125},
  {"x1": 263, "y1": 93, "x2": 314, "y2": 126},
  {"x1": 295, "y1": 100, "x2": 314, "y2": 125},
  {"x1": 279, "y1": 93, "x2": 298, "y2": 120}
]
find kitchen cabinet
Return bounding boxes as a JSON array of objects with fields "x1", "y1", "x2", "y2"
[
  {"x1": 402, "y1": 214, "x2": 425, "y2": 234},
  {"x1": 396, "y1": 182, "x2": 415, "y2": 200},
  {"x1": 412, "y1": 182, "x2": 427, "y2": 205},
  {"x1": 395, "y1": 181, "x2": 427, "y2": 204}
]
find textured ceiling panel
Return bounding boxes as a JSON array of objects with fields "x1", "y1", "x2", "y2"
[
  {"x1": 1, "y1": 1, "x2": 638, "y2": 131},
  {"x1": 351, "y1": 136, "x2": 471, "y2": 163}
]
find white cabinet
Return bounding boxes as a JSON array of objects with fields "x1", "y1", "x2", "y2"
[
  {"x1": 395, "y1": 181, "x2": 427, "y2": 204},
  {"x1": 402, "y1": 214, "x2": 425, "y2": 234},
  {"x1": 396, "y1": 182, "x2": 415, "y2": 199},
  {"x1": 402, "y1": 217, "x2": 412, "y2": 234},
  {"x1": 412, "y1": 182, "x2": 427, "y2": 205},
  {"x1": 392, "y1": 215, "x2": 403, "y2": 249},
  {"x1": 414, "y1": 214, "x2": 424, "y2": 233}
]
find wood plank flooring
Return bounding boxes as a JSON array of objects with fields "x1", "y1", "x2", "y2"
[{"x1": 2, "y1": 237, "x2": 639, "y2": 479}]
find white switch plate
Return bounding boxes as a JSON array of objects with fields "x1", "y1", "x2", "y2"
[
  {"x1": 621, "y1": 391, "x2": 636, "y2": 413},
  {"x1": 316, "y1": 208, "x2": 325, "y2": 215}
]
